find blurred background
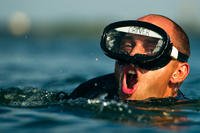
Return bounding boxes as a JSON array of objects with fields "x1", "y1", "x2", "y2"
[
  {"x1": 0, "y1": 0, "x2": 200, "y2": 97},
  {"x1": 0, "y1": 0, "x2": 200, "y2": 37}
]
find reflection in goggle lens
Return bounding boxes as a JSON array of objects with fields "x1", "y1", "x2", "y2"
[{"x1": 106, "y1": 29, "x2": 164, "y2": 56}]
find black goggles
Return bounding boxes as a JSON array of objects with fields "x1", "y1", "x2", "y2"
[{"x1": 100, "y1": 20, "x2": 189, "y2": 70}]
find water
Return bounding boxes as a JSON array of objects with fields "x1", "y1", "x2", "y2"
[{"x1": 0, "y1": 35, "x2": 200, "y2": 133}]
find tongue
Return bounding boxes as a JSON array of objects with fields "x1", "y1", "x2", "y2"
[{"x1": 122, "y1": 72, "x2": 138, "y2": 95}]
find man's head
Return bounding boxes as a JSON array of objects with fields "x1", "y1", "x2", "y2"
[{"x1": 112, "y1": 14, "x2": 190, "y2": 100}]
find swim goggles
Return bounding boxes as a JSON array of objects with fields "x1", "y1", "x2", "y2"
[{"x1": 100, "y1": 20, "x2": 189, "y2": 70}]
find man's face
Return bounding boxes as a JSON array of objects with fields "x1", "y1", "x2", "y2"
[{"x1": 115, "y1": 35, "x2": 178, "y2": 100}]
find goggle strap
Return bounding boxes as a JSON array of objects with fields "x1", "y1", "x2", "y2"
[
  {"x1": 170, "y1": 46, "x2": 189, "y2": 62},
  {"x1": 178, "y1": 52, "x2": 189, "y2": 62},
  {"x1": 170, "y1": 46, "x2": 178, "y2": 60}
]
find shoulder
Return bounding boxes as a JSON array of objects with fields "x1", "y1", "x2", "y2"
[{"x1": 68, "y1": 73, "x2": 118, "y2": 99}]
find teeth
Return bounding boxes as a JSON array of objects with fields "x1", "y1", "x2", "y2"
[{"x1": 128, "y1": 70, "x2": 136, "y2": 75}]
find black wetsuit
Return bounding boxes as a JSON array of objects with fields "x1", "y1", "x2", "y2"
[
  {"x1": 68, "y1": 73, "x2": 119, "y2": 100},
  {"x1": 67, "y1": 73, "x2": 186, "y2": 100}
]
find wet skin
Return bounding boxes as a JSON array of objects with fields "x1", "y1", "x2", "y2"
[
  {"x1": 115, "y1": 15, "x2": 190, "y2": 100},
  {"x1": 115, "y1": 60, "x2": 178, "y2": 100}
]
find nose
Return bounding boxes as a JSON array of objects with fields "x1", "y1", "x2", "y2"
[{"x1": 129, "y1": 41, "x2": 145, "y2": 56}]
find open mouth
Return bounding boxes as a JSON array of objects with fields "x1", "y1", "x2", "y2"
[{"x1": 121, "y1": 67, "x2": 138, "y2": 95}]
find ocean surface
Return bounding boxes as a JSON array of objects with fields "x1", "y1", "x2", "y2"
[{"x1": 0, "y1": 35, "x2": 200, "y2": 133}]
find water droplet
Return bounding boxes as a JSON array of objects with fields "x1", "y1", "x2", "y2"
[
  {"x1": 94, "y1": 83, "x2": 98, "y2": 87},
  {"x1": 103, "y1": 102, "x2": 108, "y2": 106},
  {"x1": 128, "y1": 109, "x2": 132, "y2": 114},
  {"x1": 119, "y1": 107, "x2": 123, "y2": 111}
]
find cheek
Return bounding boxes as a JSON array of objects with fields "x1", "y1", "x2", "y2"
[{"x1": 141, "y1": 68, "x2": 171, "y2": 90}]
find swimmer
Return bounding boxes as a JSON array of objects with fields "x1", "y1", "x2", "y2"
[{"x1": 68, "y1": 14, "x2": 190, "y2": 101}]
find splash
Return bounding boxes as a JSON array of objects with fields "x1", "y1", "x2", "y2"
[
  {"x1": 0, "y1": 87, "x2": 59, "y2": 107},
  {"x1": 1, "y1": 86, "x2": 200, "y2": 130}
]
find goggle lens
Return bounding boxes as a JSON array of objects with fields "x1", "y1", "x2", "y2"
[{"x1": 105, "y1": 26, "x2": 164, "y2": 56}]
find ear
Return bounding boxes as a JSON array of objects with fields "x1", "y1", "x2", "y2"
[{"x1": 170, "y1": 62, "x2": 190, "y2": 83}]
